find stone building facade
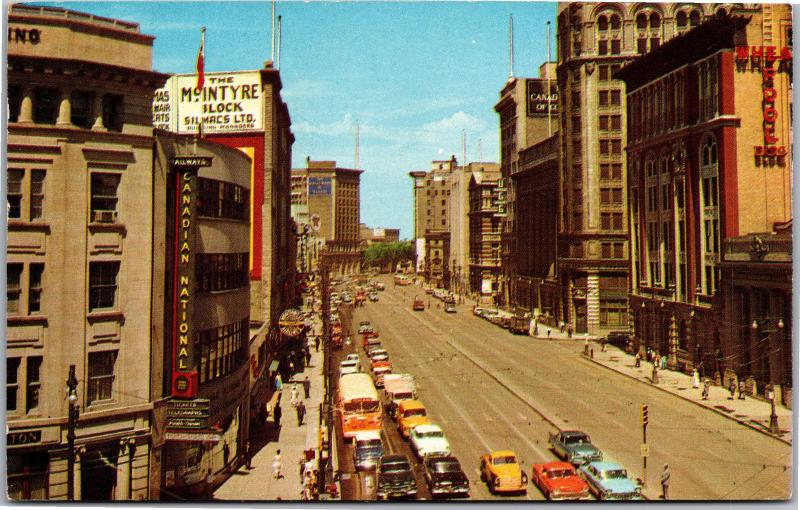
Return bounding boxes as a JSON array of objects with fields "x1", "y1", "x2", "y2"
[
  {"x1": 468, "y1": 170, "x2": 503, "y2": 303},
  {"x1": 6, "y1": 5, "x2": 167, "y2": 500}
]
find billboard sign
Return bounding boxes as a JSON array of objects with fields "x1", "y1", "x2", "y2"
[
  {"x1": 526, "y1": 79, "x2": 559, "y2": 117},
  {"x1": 308, "y1": 176, "x2": 332, "y2": 195},
  {"x1": 153, "y1": 71, "x2": 264, "y2": 134}
]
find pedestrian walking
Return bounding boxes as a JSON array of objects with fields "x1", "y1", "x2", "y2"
[
  {"x1": 314, "y1": 336, "x2": 321, "y2": 352},
  {"x1": 223, "y1": 441, "x2": 230, "y2": 468},
  {"x1": 702, "y1": 380, "x2": 710, "y2": 400},
  {"x1": 600, "y1": 337, "x2": 607, "y2": 352},
  {"x1": 298, "y1": 453, "x2": 306, "y2": 479},
  {"x1": 661, "y1": 464, "x2": 670, "y2": 500},
  {"x1": 634, "y1": 352, "x2": 641, "y2": 368},
  {"x1": 296, "y1": 400, "x2": 306, "y2": 426},
  {"x1": 272, "y1": 449, "x2": 283, "y2": 479},
  {"x1": 305, "y1": 347, "x2": 312, "y2": 366},
  {"x1": 205, "y1": 469, "x2": 214, "y2": 499},
  {"x1": 274, "y1": 373, "x2": 283, "y2": 391},
  {"x1": 567, "y1": 326, "x2": 573, "y2": 338},
  {"x1": 273, "y1": 402, "x2": 282, "y2": 428},
  {"x1": 302, "y1": 376, "x2": 311, "y2": 399},
  {"x1": 290, "y1": 384, "x2": 299, "y2": 406},
  {"x1": 245, "y1": 440, "x2": 253, "y2": 470},
  {"x1": 738, "y1": 380, "x2": 746, "y2": 400},
  {"x1": 728, "y1": 379, "x2": 736, "y2": 400},
  {"x1": 559, "y1": 321, "x2": 565, "y2": 333},
  {"x1": 289, "y1": 361, "x2": 295, "y2": 377},
  {"x1": 584, "y1": 337, "x2": 589, "y2": 356},
  {"x1": 692, "y1": 369, "x2": 700, "y2": 389}
]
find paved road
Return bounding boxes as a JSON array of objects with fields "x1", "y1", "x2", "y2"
[{"x1": 351, "y1": 278, "x2": 792, "y2": 501}]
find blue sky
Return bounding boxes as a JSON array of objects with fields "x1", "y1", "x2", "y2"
[{"x1": 48, "y1": 1, "x2": 557, "y2": 238}]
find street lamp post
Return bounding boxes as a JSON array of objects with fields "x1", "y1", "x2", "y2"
[
  {"x1": 751, "y1": 317, "x2": 784, "y2": 434},
  {"x1": 66, "y1": 365, "x2": 79, "y2": 500}
]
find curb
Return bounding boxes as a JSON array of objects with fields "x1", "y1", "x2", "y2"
[{"x1": 583, "y1": 355, "x2": 792, "y2": 446}]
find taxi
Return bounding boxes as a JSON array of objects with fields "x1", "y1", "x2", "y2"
[{"x1": 479, "y1": 450, "x2": 528, "y2": 494}]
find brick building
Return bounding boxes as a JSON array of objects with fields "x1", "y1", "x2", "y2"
[
  {"x1": 617, "y1": 7, "x2": 792, "y2": 399},
  {"x1": 468, "y1": 169, "x2": 503, "y2": 303}
]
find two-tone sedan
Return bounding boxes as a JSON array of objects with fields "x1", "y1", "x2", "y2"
[
  {"x1": 530, "y1": 461, "x2": 590, "y2": 500},
  {"x1": 409, "y1": 424, "x2": 451, "y2": 459},
  {"x1": 579, "y1": 461, "x2": 643, "y2": 501},
  {"x1": 479, "y1": 450, "x2": 528, "y2": 495}
]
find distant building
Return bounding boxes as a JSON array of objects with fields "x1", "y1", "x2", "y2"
[
  {"x1": 359, "y1": 224, "x2": 400, "y2": 244},
  {"x1": 618, "y1": 7, "x2": 792, "y2": 398},
  {"x1": 468, "y1": 169, "x2": 503, "y2": 303},
  {"x1": 291, "y1": 160, "x2": 363, "y2": 276},
  {"x1": 6, "y1": 5, "x2": 169, "y2": 500}
]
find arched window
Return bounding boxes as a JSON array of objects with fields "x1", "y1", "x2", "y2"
[
  {"x1": 689, "y1": 9, "x2": 701, "y2": 27},
  {"x1": 676, "y1": 11, "x2": 688, "y2": 28},
  {"x1": 610, "y1": 14, "x2": 621, "y2": 30},
  {"x1": 636, "y1": 12, "x2": 648, "y2": 29},
  {"x1": 715, "y1": 7, "x2": 728, "y2": 17},
  {"x1": 598, "y1": 15, "x2": 608, "y2": 31},
  {"x1": 699, "y1": 136, "x2": 720, "y2": 295},
  {"x1": 650, "y1": 12, "x2": 661, "y2": 29}
]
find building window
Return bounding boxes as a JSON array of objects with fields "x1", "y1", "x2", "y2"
[
  {"x1": 676, "y1": 11, "x2": 688, "y2": 28},
  {"x1": 7, "y1": 358, "x2": 20, "y2": 412},
  {"x1": 28, "y1": 264, "x2": 43, "y2": 314},
  {"x1": 102, "y1": 94, "x2": 124, "y2": 132},
  {"x1": 88, "y1": 351, "x2": 117, "y2": 404},
  {"x1": 198, "y1": 178, "x2": 249, "y2": 221},
  {"x1": 610, "y1": 90, "x2": 621, "y2": 106},
  {"x1": 599, "y1": 91, "x2": 609, "y2": 107},
  {"x1": 611, "y1": 39, "x2": 621, "y2": 55},
  {"x1": 25, "y1": 357, "x2": 41, "y2": 413},
  {"x1": 611, "y1": 115, "x2": 621, "y2": 130},
  {"x1": 599, "y1": 65, "x2": 609, "y2": 81},
  {"x1": 571, "y1": 90, "x2": 581, "y2": 109},
  {"x1": 89, "y1": 261, "x2": 119, "y2": 311},
  {"x1": 7, "y1": 452, "x2": 49, "y2": 500},
  {"x1": 600, "y1": 140, "x2": 610, "y2": 155},
  {"x1": 70, "y1": 90, "x2": 94, "y2": 128},
  {"x1": 198, "y1": 318, "x2": 249, "y2": 384},
  {"x1": 197, "y1": 253, "x2": 249, "y2": 292},
  {"x1": 90, "y1": 173, "x2": 120, "y2": 223},
  {"x1": 8, "y1": 85, "x2": 21, "y2": 123},
  {"x1": 7, "y1": 263, "x2": 22, "y2": 314},
  {"x1": 599, "y1": 115, "x2": 609, "y2": 130},
  {"x1": 689, "y1": 10, "x2": 701, "y2": 27},
  {"x1": 598, "y1": 39, "x2": 608, "y2": 55},
  {"x1": 7, "y1": 169, "x2": 23, "y2": 219},
  {"x1": 30, "y1": 170, "x2": 45, "y2": 220},
  {"x1": 613, "y1": 242, "x2": 624, "y2": 258},
  {"x1": 33, "y1": 87, "x2": 58, "y2": 124}
]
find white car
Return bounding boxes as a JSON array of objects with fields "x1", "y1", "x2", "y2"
[
  {"x1": 339, "y1": 359, "x2": 361, "y2": 376},
  {"x1": 409, "y1": 424, "x2": 451, "y2": 459},
  {"x1": 344, "y1": 354, "x2": 360, "y2": 363},
  {"x1": 368, "y1": 349, "x2": 389, "y2": 361}
]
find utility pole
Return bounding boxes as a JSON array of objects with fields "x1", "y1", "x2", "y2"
[
  {"x1": 66, "y1": 365, "x2": 79, "y2": 500},
  {"x1": 641, "y1": 403, "x2": 649, "y2": 488},
  {"x1": 319, "y1": 250, "x2": 333, "y2": 494}
]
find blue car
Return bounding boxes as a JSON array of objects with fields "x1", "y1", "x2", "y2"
[{"x1": 579, "y1": 461, "x2": 643, "y2": 500}]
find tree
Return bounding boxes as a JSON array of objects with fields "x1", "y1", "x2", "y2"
[{"x1": 363, "y1": 241, "x2": 414, "y2": 271}]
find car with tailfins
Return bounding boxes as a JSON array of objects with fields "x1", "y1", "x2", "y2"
[
  {"x1": 479, "y1": 450, "x2": 528, "y2": 494},
  {"x1": 530, "y1": 461, "x2": 591, "y2": 500},
  {"x1": 409, "y1": 423, "x2": 451, "y2": 459},
  {"x1": 549, "y1": 430, "x2": 603, "y2": 466},
  {"x1": 423, "y1": 455, "x2": 470, "y2": 498},
  {"x1": 579, "y1": 461, "x2": 643, "y2": 501}
]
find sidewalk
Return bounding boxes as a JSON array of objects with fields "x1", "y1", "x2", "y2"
[
  {"x1": 572, "y1": 340, "x2": 793, "y2": 445},
  {"x1": 214, "y1": 334, "x2": 326, "y2": 501}
]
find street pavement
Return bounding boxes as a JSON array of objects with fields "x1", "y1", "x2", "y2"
[
  {"x1": 361, "y1": 279, "x2": 792, "y2": 501},
  {"x1": 214, "y1": 323, "x2": 327, "y2": 501}
]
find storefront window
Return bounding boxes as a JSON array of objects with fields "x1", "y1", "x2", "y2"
[{"x1": 7, "y1": 452, "x2": 49, "y2": 500}]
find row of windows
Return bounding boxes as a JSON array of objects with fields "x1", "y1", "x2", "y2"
[
  {"x1": 196, "y1": 253, "x2": 249, "y2": 293},
  {"x1": 197, "y1": 318, "x2": 249, "y2": 384},
  {"x1": 599, "y1": 115, "x2": 622, "y2": 131},
  {"x1": 198, "y1": 178, "x2": 249, "y2": 221},
  {"x1": 600, "y1": 187, "x2": 623, "y2": 205},
  {"x1": 599, "y1": 139, "x2": 623, "y2": 155},
  {"x1": 600, "y1": 242, "x2": 625, "y2": 259},
  {"x1": 7, "y1": 85, "x2": 123, "y2": 131}
]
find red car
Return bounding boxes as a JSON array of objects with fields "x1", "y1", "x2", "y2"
[{"x1": 530, "y1": 461, "x2": 590, "y2": 500}]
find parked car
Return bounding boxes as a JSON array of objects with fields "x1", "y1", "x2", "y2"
[
  {"x1": 376, "y1": 282, "x2": 385, "y2": 291},
  {"x1": 479, "y1": 450, "x2": 527, "y2": 494},
  {"x1": 410, "y1": 424, "x2": 451, "y2": 459},
  {"x1": 373, "y1": 362, "x2": 392, "y2": 388},
  {"x1": 472, "y1": 306, "x2": 487, "y2": 317},
  {"x1": 444, "y1": 301, "x2": 456, "y2": 313},
  {"x1": 369, "y1": 292, "x2": 379, "y2": 302},
  {"x1": 353, "y1": 430, "x2": 384, "y2": 471},
  {"x1": 579, "y1": 461, "x2": 643, "y2": 500},
  {"x1": 423, "y1": 455, "x2": 470, "y2": 498},
  {"x1": 549, "y1": 430, "x2": 603, "y2": 466},
  {"x1": 413, "y1": 297, "x2": 425, "y2": 311},
  {"x1": 344, "y1": 354, "x2": 360, "y2": 363},
  {"x1": 339, "y1": 359, "x2": 361, "y2": 376},
  {"x1": 376, "y1": 455, "x2": 417, "y2": 500},
  {"x1": 358, "y1": 321, "x2": 372, "y2": 334},
  {"x1": 368, "y1": 348, "x2": 388, "y2": 361},
  {"x1": 530, "y1": 461, "x2": 590, "y2": 500}
]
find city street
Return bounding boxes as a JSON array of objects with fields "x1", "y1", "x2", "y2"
[{"x1": 348, "y1": 278, "x2": 792, "y2": 501}]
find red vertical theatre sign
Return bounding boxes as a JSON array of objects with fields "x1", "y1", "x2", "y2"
[
  {"x1": 735, "y1": 44, "x2": 792, "y2": 165},
  {"x1": 170, "y1": 156, "x2": 212, "y2": 398}
]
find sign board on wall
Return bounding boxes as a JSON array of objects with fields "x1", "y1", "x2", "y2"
[
  {"x1": 153, "y1": 71, "x2": 264, "y2": 134},
  {"x1": 308, "y1": 177, "x2": 332, "y2": 195},
  {"x1": 526, "y1": 79, "x2": 559, "y2": 117}
]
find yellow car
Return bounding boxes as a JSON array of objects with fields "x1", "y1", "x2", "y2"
[
  {"x1": 479, "y1": 450, "x2": 528, "y2": 494},
  {"x1": 397, "y1": 400, "x2": 430, "y2": 438}
]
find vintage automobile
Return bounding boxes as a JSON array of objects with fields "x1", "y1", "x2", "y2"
[
  {"x1": 363, "y1": 336, "x2": 381, "y2": 351},
  {"x1": 383, "y1": 374, "x2": 417, "y2": 418},
  {"x1": 423, "y1": 455, "x2": 470, "y2": 498},
  {"x1": 579, "y1": 461, "x2": 643, "y2": 501},
  {"x1": 376, "y1": 454, "x2": 417, "y2": 500},
  {"x1": 353, "y1": 430, "x2": 384, "y2": 471},
  {"x1": 549, "y1": 430, "x2": 603, "y2": 466},
  {"x1": 357, "y1": 321, "x2": 373, "y2": 334},
  {"x1": 530, "y1": 461, "x2": 591, "y2": 500},
  {"x1": 376, "y1": 282, "x2": 386, "y2": 291},
  {"x1": 339, "y1": 359, "x2": 361, "y2": 377},
  {"x1": 413, "y1": 297, "x2": 426, "y2": 311},
  {"x1": 479, "y1": 450, "x2": 528, "y2": 494},
  {"x1": 368, "y1": 292, "x2": 379, "y2": 302},
  {"x1": 397, "y1": 400, "x2": 431, "y2": 438},
  {"x1": 444, "y1": 301, "x2": 456, "y2": 313},
  {"x1": 472, "y1": 306, "x2": 487, "y2": 317},
  {"x1": 372, "y1": 361, "x2": 392, "y2": 388},
  {"x1": 410, "y1": 424, "x2": 451, "y2": 459},
  {"x1": 344, "y1": 353, "x2": 360, "y2": 363},
  {"x1": 368, "y1": 348, "x2": 388, "y2": 361}
]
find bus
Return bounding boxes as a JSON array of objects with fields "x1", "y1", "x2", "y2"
[
  {"x1": 337, "y1": 373, "x2": 382, "y2": 440},
  {"x1": 394, "y1": 274, "x2": 411, "y2": 286}
]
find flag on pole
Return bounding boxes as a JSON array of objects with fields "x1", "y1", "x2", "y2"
[{"x1": 195, "y1": 27, "x2": 206, "y2": 91}]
